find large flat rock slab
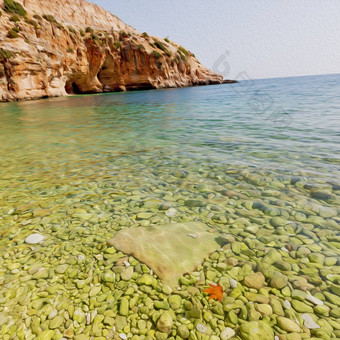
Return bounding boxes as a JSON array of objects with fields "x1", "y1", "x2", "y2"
[{"x1": 107, "y1": 222, "x2": 222, "y2": 286}]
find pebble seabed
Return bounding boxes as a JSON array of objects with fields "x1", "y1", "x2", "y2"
[{"x1": 0, "y1": 157, "x2": 340, "y2": 340}]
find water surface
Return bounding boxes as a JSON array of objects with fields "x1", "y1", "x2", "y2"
[{"x1": 0, "y1": 73, "x2": 339, "y2": 339}]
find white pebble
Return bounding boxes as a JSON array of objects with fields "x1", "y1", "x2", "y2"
[
  {"x1": 220, "y1": 327, "x2": 236, "y2": 340},
  {"x1": 86, "y1": 313, "x2": 91, "y2": 325},
  {"x1": 166, "y1": 208, "x2": 177, "y2": 217},
  {"x1": 229, "y1": 278, "x2": 237, "y2": 288},
  {"x1": 21, "y1": 220, "x2": 32, "y2": 226},
  {"x1": 281, "y1": 247, "x2": 289, "y2": 252},
  {"x1": 7, "y1": 209, "x2": 14, "y2": 215},
  {"x1": 187, "y1": 233, "x2": 197, "y2": 239},
  {"x1": 123, "y1": 261, "x2": 130, "y2": 267},
  {"x1": 25, "y1": 233, "x2": 44, "y2": 244},
  {"x1": 283, "y1": 300, "x2": 291, "y2": 309},
  {"x1": 78, "y1": 255, "x2": 85, "y2": 261},
  {"x1": 119, "y1": 333, "x2": 127, "y2": 340},
  {"x1": 301, "y1": 314, "x2": 320, "y2": 329},
  {"x1": 275, "y1": 337, "x2": 280, "y2": 340},
  {"x1": 95, "y1": 254, "x2": 103, "y2": 261},
  {"x1": 306, "y1": 294, "x2": 323, "y2": 306},
  {"x1": 196, "y1": 323, "x2": 207, "y2": 334}
]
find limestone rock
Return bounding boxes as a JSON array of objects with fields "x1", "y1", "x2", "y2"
[
  {"x1": 107, "y1": 222, "x2": 221, "y2": 286},
  {"x1": 0, "y1": 0, "x2": 224, "y2": 102}
]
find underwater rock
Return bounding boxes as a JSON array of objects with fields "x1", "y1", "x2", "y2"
[{"x1": 107, "y1": 222, "x2": 221, "y2": 286}]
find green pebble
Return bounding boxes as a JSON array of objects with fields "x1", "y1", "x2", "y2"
[
  {"x1": 291, "y1": 300, "x2": 313, "y2": 313},
  {"x1": 119, "y1": 297, "x2": 129, "y2": 316},
  {"x1": 239, "y1": 321, "x2": 274, "y2": 340},
  {"x1": 154, "y1": 300, "x2": 170, "y2": 310},
  {"x1": 73, "y1": 335, "x2": 90, "y2": 340},
  {"x1": 228, "y1": 310, "x2": 238, "y2": 324},
  {"x1": 168, "y1": 295, "x2": 182, "y2": 310},
  {"x1": 157, "y1": 311, "x2": 173, "y2": 333},
  {"x1": 308, "y1": 253, "x2": 325, "y2": 265},
  {"x1": 331, "y1": 284, "x2": 340, "y2": 296},
  {"x1": 330, "y1": 307, "x2": 340, "y2": 318},
  {"x1": 103, "y1": 316, "x2": 115, "y2": 326},
  {"x1": 324, "y1": 291, "x2": 340, "y2": 306},
  {"x1": 314, "y1": 305, "x2": 330, "y2": 316},
  {"x1": 177, "y1": 325, "x2": 189, "y2": 338},
  {"x1": 291, "y1": 290, "x2": 307, "y2": 301},
  {"x1": 49, "y1": 315, "x2": 63, "y2": 329},
  {"x1": 206, "y1": 270, "x2": 217, "y2": 280},
  {"x1": 76, "y1": 280, "x2": 86, "y2": 289},
  {"x1": 137, "y1": 274, "x2": 154, "y2": 286},
  {"x1": 32, "y1": 268, "x2": 49, "y2": 279},
  {"x1": 138, "y1": 320, "x2": 147, "y2": 330},
  {"x1": 115, "y1": 316, "x2": 127, "y2": 330},
  {"x1": 136, "y1": 212, "x2": 153, "y2": 219},
  {"x1": 277, "y1": 316, "x2": 301, "y2": 333},
  {"x1": 270, "y1": 298, "x2": 284, "y2": 316},
  {"x1": 89, "y1": 285, "x2": 101, "y2": 297},
  {"x1": 73, "y1": 309, "x2": 85, "y2": 323},
  {"x1": 256, "y1": 304, "x2": 272, "y2": 316},
  {"x1": 37, "y1": 330, "x2": 54, "y2": 340},
  {"x1": 121, "y1": 267, "x2": 134, "y2": 281},
  {"x1": 102, "y1": 271, "x2": 115, "y2": 283},
  {"x1": 55, "y1": 264, "x2": 68, "y2": 274},
  {"x1": 270, "y1": 272, "x2": 288, "y2": 289},
  {"x1": 162, "y1": 285, "x2": 172, "y2": 295}
]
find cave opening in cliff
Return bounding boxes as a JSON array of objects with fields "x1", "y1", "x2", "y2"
[{"x1": 65, "y1": 80, "x2": 82, "y2": 94}]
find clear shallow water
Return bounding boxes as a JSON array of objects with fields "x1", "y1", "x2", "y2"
[{"x1": 0, "y1": 73, "x2": 339, "y2": 339}]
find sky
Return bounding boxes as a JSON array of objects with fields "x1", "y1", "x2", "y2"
[{"x1": 91, "y1": 0, "x2": 340, "y2": 79}]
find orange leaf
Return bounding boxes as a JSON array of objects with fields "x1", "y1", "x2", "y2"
[{"x1": 202, "y1": 283, "x2": 223, "y2": 301}]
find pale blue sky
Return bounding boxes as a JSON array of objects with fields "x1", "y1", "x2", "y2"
[{"x1": 91, "y1": 0, "x2": 340, "y2": 79}]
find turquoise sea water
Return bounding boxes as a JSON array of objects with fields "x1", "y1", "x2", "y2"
[
  {"x1": 1, "y1": 74, "x2": 339, "y2": 185},
  {"x1": 0, "y1": 73, "x2": 339, "y2": 339}
]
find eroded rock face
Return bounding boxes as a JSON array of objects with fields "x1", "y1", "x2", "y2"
[{"x1": 0, "y1": 0, "x2": 223, "y2": 102}]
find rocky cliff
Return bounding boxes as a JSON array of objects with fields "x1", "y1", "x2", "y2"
[{"x1": 0, "y1": 0, "x2": 224, "y2": 102}]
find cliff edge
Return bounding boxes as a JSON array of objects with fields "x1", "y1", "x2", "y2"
[{"x1": 0, "y1": 0, "x2": 223, "y2": 102}]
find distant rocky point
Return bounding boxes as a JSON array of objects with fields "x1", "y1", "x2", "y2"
[
  {"x1": 222, "y1": 79, "x2": 238, "y2": 84},
  {"x1": 0, "y1": 0, "x2": 234, "y2": 102}
]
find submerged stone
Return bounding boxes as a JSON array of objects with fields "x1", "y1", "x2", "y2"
[
  {"x1": 25, "y1": 233, "x2": 44, "y2": 244},
  {"x1": 107, "y1": 222, "x2": 222, "y2": 286},
  {"x1": 301, "y1": 314, "x2": 320, "y2": 329},
  {"x1": 157, "y1": 311, "x2": 173, "y2": 333},
  {"x1": 277, "y1": 317, "x2": 300, "y2": 333},
  {"x1": 239, "y1": 321, "x2": 274, "y2": 340},
  {"x1": 243, "y1": 272, "x2": 265, "y2": 289}
]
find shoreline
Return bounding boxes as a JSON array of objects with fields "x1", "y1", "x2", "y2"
[{"x1": 0, "y1": 80, "x2": 238, "y2": 104}]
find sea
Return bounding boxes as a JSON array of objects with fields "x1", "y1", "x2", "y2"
[{"x1": 0, "y1": 73, "x2": 339, "y2": 338}]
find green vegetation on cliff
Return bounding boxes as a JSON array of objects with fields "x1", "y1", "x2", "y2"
[
  {"x1": 0, "y1": 48, "x2": 15, "y2": 60},
  {"x1": 4, "y1": 0, "x2": 27, "y2": 17}
]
